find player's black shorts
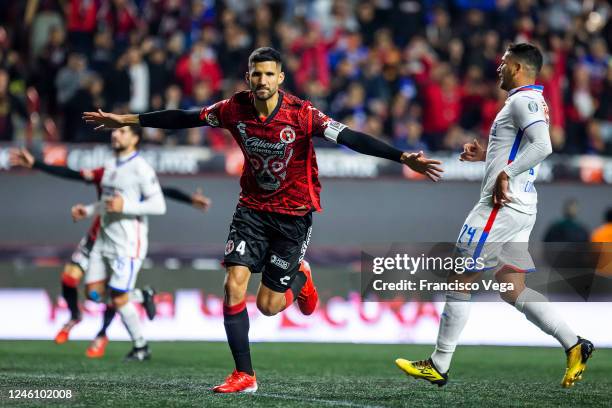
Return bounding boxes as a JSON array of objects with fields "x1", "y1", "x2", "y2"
[{"x1": 223, "y1": 205, "x2": 313, "y2": 293}]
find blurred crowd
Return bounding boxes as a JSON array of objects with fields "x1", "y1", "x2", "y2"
[{"x1": 0, "y1": 0, "x2": 610, "y2": 154}]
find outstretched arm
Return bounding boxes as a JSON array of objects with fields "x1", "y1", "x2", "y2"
[
  {"x1": 10, "y1": 148, "x2": 88, "y2": 182},
  {"x1": 335, "y1": 128, "x2": 444, "y2": 182},
  {"x1": 162, "y1": 186, "x2": 211, "y2": 211},
  {"x1": 83, "y1": 108, "x2": 203, "y2": 130}
]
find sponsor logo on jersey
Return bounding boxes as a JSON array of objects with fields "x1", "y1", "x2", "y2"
[
  {"x1": 528, "y1": 101, "x2": 539, "y2": 113},
  {"x1": 270, "y1": 254, "x2": 290, "y2": 270},
  {"x1": 225, "y1": 240, "x2": 234, "y2": 255}
]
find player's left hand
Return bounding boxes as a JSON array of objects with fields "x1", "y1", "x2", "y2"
[
  {"x1": 105, "y1": 194, "x2": 124, "y2": 213},
  {"x1": 400, "y1": 151, "x2": 444, "y2": 182},
  {"x1": 191, "y1": 188, "x2": 212, "y2": 212},
  {"x1": 71, "y1": 204, "x2": 88, "y2": 222},
  {"x1": 492, "y1": 171, "x2": 511, "y2": 206}
]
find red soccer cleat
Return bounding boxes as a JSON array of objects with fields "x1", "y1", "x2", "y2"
[
  {"x1": 212, "y1": 370, "x2": 258, "y2": 393},
  {"x1": 297, "y1": 260, "x2": 318, "y2": 315},
  {"x1": 86, "y1": 336, "x2": 109, "y2": 358},
  {"x1": 54, "y1": 319, "x2": 81, "y2": 344}
]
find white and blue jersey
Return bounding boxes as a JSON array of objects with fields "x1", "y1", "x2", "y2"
[
  {"x1": 479, "y1": 85, "x2": 549, "y2": 215},
  {"x1": 456, "y1": 85, "x2": 550, "y2": 273}
]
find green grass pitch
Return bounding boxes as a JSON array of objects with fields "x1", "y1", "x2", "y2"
[{"x1": 0, "y1": 341, "x2": 610, "y2": 407}]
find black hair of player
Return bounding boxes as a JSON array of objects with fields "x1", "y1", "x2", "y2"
[
  {"x1": 506, "y1": 43, "x2": 543, "y2": 75},
  {"x1": 248, "y1": 47, "x2": 283, "y2": 68},
  {"x1": 128, "y1": 125, "x2": 143, "y2": 149}
]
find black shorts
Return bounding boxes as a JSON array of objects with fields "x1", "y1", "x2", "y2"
[{"x1": 223, "y1": 206, "x2": 313, "y2": 293}]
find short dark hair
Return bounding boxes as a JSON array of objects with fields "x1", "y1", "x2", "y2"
[
  {"x1": 248, "y1": 47, "x2": 282, "y2": 67},
  {"x1": 128, "y1": 125, "x2": 142, "y2": 148},
  {"x1": 507, "y1": 43, "x2": 543, "y2": 75}
]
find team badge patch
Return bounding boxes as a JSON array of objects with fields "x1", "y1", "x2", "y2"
[
  {"x1": 279, "y1": 126, "x2": 296, "y2": 144},
  {"x1": 225, "y1": 240, "x2": 234, "y2": 255},
  {"x1": 528, "y1": 101, "x2": 539, "y2": 113}
]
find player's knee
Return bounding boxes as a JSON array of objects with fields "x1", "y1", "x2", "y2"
[
  {"x1": 61, "y1": 264, "x2": 83, "y2": 287},
  {"x1": 110, "y1": 290, "x2": 129, "y2": 307},
  {"x1": 224, "y1": 278, "x2": 247, "y2": 300},
  {"x1": 256, "y1": 300, "x2": 280, "y2": 316}
]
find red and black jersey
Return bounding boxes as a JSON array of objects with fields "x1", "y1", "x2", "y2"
[{"x1": 200, "y1": 91, "x2": 345, "y2": 216}]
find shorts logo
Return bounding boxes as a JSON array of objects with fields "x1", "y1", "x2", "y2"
[
  {"x1": 206, "y1": 113, "x2": 220, "y2": 127},
  {"x1": 528, "y1": 101, "x2": 539, "y2": 113},
  {"x1": 279, "y1": 126, "x2": 296, "y2": 144},
  {"x1": 270, "y1": 254, "x2": 290, "y2": 270},
  {"x1": 279, "y1": 275, "x2": 290, "y2": 286},
  {"x1": 225, "y1": 240, "x2": 235, "y2": 255}
]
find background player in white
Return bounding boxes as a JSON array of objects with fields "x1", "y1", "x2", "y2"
[
  {"x1": 72, "y1": 125, "x2": 166, "y2": 361},
  {"x1": 395, "y1": 43, "x2": 593, "y2": 388}
]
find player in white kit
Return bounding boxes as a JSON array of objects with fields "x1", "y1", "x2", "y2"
[
  {"x1": 395, "y1": 43, "x2": 593, "y2": 388},
  {"x1": 72, "y1": 125, "x2": 166, "y2": 361}
]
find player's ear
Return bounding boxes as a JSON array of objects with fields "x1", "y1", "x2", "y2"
[
  {"x1": 278, "y1": 70, "x2": 285, "y2": 86},
  {"x1": 244, "y1": 71, "x2": 250, "y2": 85}
]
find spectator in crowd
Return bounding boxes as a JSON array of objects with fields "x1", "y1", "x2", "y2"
[
  {"x1": 0, "y1": 0, "x2": 609, "y2": 153},
  {"x1": 0, "y1": 68, "x2": 28, "y2": 141},
  {"x1": 544, "y1": 199, "x2": 591, "y2": 243}
]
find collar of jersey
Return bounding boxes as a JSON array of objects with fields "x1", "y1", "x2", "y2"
[
  {"x1": 508, "y1": 84, "x2": 544, "y2": 97},
  {"x1": 251, "y1": 91, "x2": 283, "y2": 124},
  {"x1": 116, "y1": 151, "x2": 139, "y2": 166}
]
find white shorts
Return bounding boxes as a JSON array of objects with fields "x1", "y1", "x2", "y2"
[
  {"x1": 70, "y1": 235, "x2": 96, "y2": 272},
  {"x1": 85, "y1": 251, "x2": 143, "y2": 292},
  {"x1": 455, "y1": 202, "x2": 536, "y2": 273}
]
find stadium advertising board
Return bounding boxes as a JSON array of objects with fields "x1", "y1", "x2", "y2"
[{"x1": 1, "y1": 143, "x2": 612, "y2": 183}]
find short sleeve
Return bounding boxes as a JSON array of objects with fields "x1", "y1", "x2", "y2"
[
  {"x1": 304, "y1": 104, "x2": 348, "y2": 144},
  {"x1": 199, "y1": 99, "x2": 229, "y2": 128},
  {"x1": 512, "y1": 95, "x2": 549, "y2": 131}
]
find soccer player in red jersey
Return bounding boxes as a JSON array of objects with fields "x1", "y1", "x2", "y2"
[
  {"x1": 84, "y1": 47, "x2": 443, "y2": 392},
  {"x1": 10, "y1": 146, "x2": 211, "y2": 358}
]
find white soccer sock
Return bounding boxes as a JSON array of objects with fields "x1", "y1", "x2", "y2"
[
  {"x1": 129, "y1": 288, "x2": 144, "y2": 303},
  {"x1": 118, "y1": 302, "x2": 147, "y2": 348},
  {"x1": 430, "y1": 291, "x2": 471, "y2": 373},
  {"x1": 514, "y1": 287, "x2": 577, "y2": 350}
]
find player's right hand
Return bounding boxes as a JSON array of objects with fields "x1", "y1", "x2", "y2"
[
  {"x1": 71, "y1": 204, "x2": 88, "y2": 222},
  {"x1": 82, "y1": 108, "x2": 124, "y2": 130},
  {"x1": 191, "y1": 188, "x2": 212, "y2": 212},
  {"x1": 9, "y1": 148, "x2": 34, "y2": 169},
  {"x1": 460, "y1": 139, "x2": 486, "y2": 162}
]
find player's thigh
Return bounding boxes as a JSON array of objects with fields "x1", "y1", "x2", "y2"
[
  {"x1": 223, "y1": 206, "x2": 269, "y2": 275},
  {"x1": 498, "y1": 210, "x2": 536, "y2": 273},
  {"x1": 64, "y1": 237, "x2": 93, "y2": 279},
  {"x1": 107, "y1": 256, "x2": 143, "y2": 293},
  {"x1": 261, "y1": 211, "x2": 313, "y2": 293},
  {"x1": 84, "y1": 250, "x2": 107, "y2": 300},
  {"x1": 457, "y1": 203, "x2": 520, "y2": 272}
]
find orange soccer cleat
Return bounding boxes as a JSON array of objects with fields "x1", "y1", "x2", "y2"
[
  {"x1": 85, "y1": 336, "x2": 109, "y2": 358},
  {"x1": 54, "y1": 319, "x2": 81, "y2": 344},
  {"x1": 212, "y1": 370, "x2": 258, "y2": 393},
  {"x1": 297, "y1": 260, "x2": 318, "y2": 315}
]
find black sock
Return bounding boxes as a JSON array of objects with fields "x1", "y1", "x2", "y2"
[
  {"x1": 61, "y1": 283, "x2": 80, "y2": 321},
  {"x1": 223, "y1": 305, "x2": 253, "y2": 375},
  {"x1": 97, "y1": 305, "x2": 116, "y2": 337},
  {"x1": 289, "y1": 270, "x2": 307, "y2": 299}
]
